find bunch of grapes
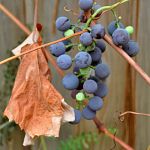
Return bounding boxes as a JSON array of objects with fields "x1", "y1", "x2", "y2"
[
  {"x1": 49, "y1": 0, "x2": 140, "y2": 124},
  {"x1": 108, "y1": 21, "x2": 139, "y2": 57}
]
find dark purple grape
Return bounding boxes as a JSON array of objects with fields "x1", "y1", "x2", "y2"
[
  {"x1": 57, "y1": 54, "x2": 72, "y2": 70},
  {"x1": 88, "y1": 96, "x2": 103, "y2": 111},
  {"x1": 62, "y1": 73, "x2": 79, "y2": 90},
  {"x1": 76, "y1": 79, "x2": 84, "y2": 90},
  {"x1": 83, "y1": 79, "x2": 98, "y2": 94},
  {"x1": 95, "y1": 63, "x2": 110, "y2": 80},
  {"x1": 79, "y1": 0, "x2": 94, "y2": 11},
  {"x1": 56, "y1": 16, "x2": 71, "y2": 32},
  {"x1": 88, "y1": 76, "x2": 99, "y2": 83},
  {"x1": 91, "y1": 4, "x2": 101, "y2": 17},
  {"x1": 75, "y1": 52, "x2": 92, "y2": 68},
  {"x1": 82, "y1": 106, "x2": 96, "y2": 120},
  {"x1": 92, "y1": 4, "x2": 101, "y2": 11},
  {"x1": 95, "y1": 40, "x2": 106, "y2": 53},
  {"x1": 91, "y1": 24, "x2": 105, "y2": 39},
  {"x1": 80, "y1": 32, "x2": 93, "y2": 46},
  {"x1": 94, "y1": 82, "x2": 108, "y2": 98},
  {"x1": 123, "y1": 40, "x2": 140, "y2": 57},
  {"x1": 91, "y1": 59, "x2": 102, "y2": 66},
  {"x1": 107, "y1": 21, "x2": 125, "y2": 36},
  {"x1": 49, "y1": 42, "x2": 66, "y2": 57},
  {"x1": 70, "y1": 109, "x2": 81, "y2": 124},
  {"x1": 73, "y1": 65, "x2": 80, "y2": 74},
  {"x1": 89, "y1": 47, "x2": 102, "y2": 63},
  {"x1": 112, "y1": 28, "x2": 130, "y2": 46}
]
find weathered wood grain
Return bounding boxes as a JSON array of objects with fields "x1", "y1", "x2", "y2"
[{"x1": 136, "y1": 1, "x2": 150, "y2": 150}]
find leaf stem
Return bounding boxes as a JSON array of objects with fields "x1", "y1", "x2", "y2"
[
  {"x1": 40, "y1": 137, "x2": 47, "y2": 150},
  {"x1": 111, "y1": 9, "x2": 120, "y2": 28},
  {"x1": 66, "y1": 43, "x2": 78, "y2": 49},
  {"x1": 85, "y1": 0, "x2": 129, "y2": 28}
]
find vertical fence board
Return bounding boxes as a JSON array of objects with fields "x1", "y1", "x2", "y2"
[{"x1": 136, "y1": 0, "x2": 150, "y2": 150}]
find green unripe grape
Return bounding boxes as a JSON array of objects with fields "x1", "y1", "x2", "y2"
[
  {"x1": 125, "y1": 26, "x2": 134, "y2": 35},
  {"x1": 64, "y1": 29, "x2": 74, "y2": 37},
  {"x1": 76, "y1": 92, "x2": 85, "y2": 101},
  {"x1": 118, "y1": 16, "x2": 122, "y2": 20}
]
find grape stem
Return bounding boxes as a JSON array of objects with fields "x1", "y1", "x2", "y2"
[
  {"x1": 85, "y1": 0, "x2": 129, "y2": 28},
  {"x1": 111, "y1": 9, "x2": 120, "y2": 28},
  {"x1": 65, "y1": 43, "x2": 78, "y2": 48},
  {"x1": 90, "y1": 65, "x2": 96, "y2": 69},
  {"x1": 72, "y1": 24, "x2": 82, "y2": 30}
]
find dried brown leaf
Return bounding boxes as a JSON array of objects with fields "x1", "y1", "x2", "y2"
[{"x1": 4, "y1": 42, "x2": 71, "y2": 138}]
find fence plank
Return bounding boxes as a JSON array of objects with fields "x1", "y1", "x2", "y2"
[{"x1": 136, "y1": 0, "x2": 150, "y2": 150}]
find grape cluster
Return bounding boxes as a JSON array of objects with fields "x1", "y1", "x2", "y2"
[
  {"x1": 108, "y1": 21, "x2": 139, "y2": 57},
  {"x1": 48, "y1": 0, "x2": 140, "y2": 124}
]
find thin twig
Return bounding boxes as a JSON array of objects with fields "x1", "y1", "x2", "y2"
[
  {"x1": 93, "y1": 117, "x2": 133, "y2": 150},
  {"x1": 0, "y1": 3, "x2": 30, "y2": 35},
  {"x1": 119, "y1": 111, "x2": 150, "y2": 121},
  {"x1": 64, "y1": 5, "x2": 78, "y2": 16},
  {"x1": 0, "y1": 30, "x2": 86, "y2": 65}
]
